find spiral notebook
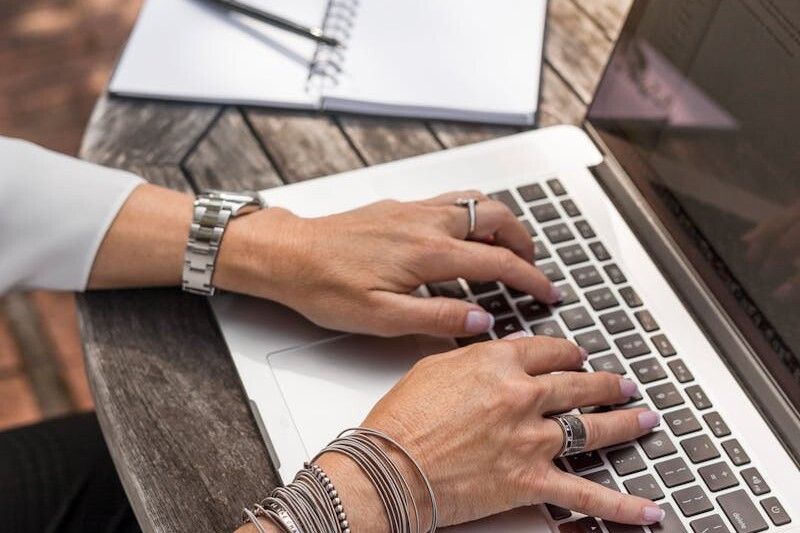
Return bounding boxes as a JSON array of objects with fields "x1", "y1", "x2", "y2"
[{"x1": 110, "y1": 0, "x2": 548, "y2": 125}]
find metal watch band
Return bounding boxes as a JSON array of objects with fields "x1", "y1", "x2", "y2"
[{"x1": 182, "y1": 191, "x2": 265, "y2": 296}]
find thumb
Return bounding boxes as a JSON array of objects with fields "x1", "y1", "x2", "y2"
[{"x1": 371, "y1": 292, "x2": 495, "y2": 337}]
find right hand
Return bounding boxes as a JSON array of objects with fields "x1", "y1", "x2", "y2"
[{"x1": 321, "y1": 335, "x2": 664, "y2": 531}]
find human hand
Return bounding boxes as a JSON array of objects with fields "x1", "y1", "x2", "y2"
[
  {"x1": 216, "y1": 191, "x2": 558, "y2": 337},
  {"x1": 742, "y1": 199, "x2": 800, "y2": 302}
]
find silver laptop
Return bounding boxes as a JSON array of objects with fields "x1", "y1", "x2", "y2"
[{"x1": 212, "y1": 2, "x2": 800, "y2": 531}]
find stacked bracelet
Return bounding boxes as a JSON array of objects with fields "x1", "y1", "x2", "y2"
[{"x1": 242, "y1": 427, "x2": 438, "y2": 533}]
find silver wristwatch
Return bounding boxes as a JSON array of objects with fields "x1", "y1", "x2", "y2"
[{"x1": 182, "y1": 190, "x2": 266, "y2": 296}]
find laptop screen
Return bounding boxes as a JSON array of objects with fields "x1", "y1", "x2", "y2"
[{"x1": 585, "y1": 0, "x2": 800, "y2": 407}]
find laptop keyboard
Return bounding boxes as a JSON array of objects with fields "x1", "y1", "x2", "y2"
[{"x1": 425, "y1": 179, "x2": 792, "y2": 532}]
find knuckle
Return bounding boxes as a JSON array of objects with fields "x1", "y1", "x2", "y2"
[
  {"x1": 430, "y1": 300, "x2": 460, "y2": 330},
  {"x1": 574, "y1": 484, "x2": 595, "y2": 511}
]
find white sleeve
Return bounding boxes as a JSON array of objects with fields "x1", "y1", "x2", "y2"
[{"x1": 0, "y1": 137, "x2": 145, "y2": 294}]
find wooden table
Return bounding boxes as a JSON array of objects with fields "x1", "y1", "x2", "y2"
[{"x1": 78, "y1": 2, "x2": 631, "y2": 532}]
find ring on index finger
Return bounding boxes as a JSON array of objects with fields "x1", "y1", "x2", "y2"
[
  {"x1": 548, "y1": 414, "x2": 587, "y2": 457},
  {"x1": 455, "y1": 197, "x2": 479, "y2": 239}
]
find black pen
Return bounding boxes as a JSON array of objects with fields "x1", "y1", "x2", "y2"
[{"x1": 204, "y1": 0, "x2": 341, "y2": 47}]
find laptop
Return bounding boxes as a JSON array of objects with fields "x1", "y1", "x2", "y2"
[{"x1": 212, "y1": 1, "x2": 800, "y2": 531}]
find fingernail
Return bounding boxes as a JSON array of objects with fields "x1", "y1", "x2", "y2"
[
  {"x1": 503, "y1": 331, "x2": 529, "y2": 340},
  {"x1": 642, "y1": 505, "x2": 666, "y2": 523},
  {"x1": 466, "y1": 310, "x2": 494, "y2": 333},
  {"x1": 638, "y1": 411, "x2": 661, "y2": 430},
  {"x1": 579, "y1": 347, "x2": 589, "y2": 361},
  {"x1": 619, "y1": 378, "x2": 638, "y2": 397},
  {"x1": 548, "y1": 285, "x2": 562, "y2": 303}
]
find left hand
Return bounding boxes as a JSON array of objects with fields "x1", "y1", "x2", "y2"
[{"x1": 215, "y1": 191, "x2": 558, "y2": 337}]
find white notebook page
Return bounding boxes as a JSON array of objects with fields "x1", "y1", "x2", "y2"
[{"x1": 322, "y1": 0, "x2": 547, "y2": 124}]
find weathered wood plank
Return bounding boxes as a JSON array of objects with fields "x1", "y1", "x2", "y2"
[
  {"x1": 77, "y1": 289, "x2": 276, "y2": 533},
  {"x1": 245, "y1": 110, "x2": 363, "y2": 183},
  {"x1": 545, "y1": 0, "x2": 615, "y2": 104},
  {"x1": 79, "y1": 95, "x2": 220, "y2": 167},
  {"x1": 337, "y1": 115, "x2": 442, "y2": 165},
  {"x1": 571, "y1": 0, "x2": 633, "y2": 41},
  {"x1": 428, "y1": 122, "x2": 519, "y2": 149},
  {"x1": 183, "y1": 107, "x2": 283, "y2": 191},
  {"x1": 538, "y1": 63, "x2": 588, "y2": 127}
]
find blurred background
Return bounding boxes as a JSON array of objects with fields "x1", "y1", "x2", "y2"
[{"x1": 0, "y1": 0, "x2": 142, "y2": 430}]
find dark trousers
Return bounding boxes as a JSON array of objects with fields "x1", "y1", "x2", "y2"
[{"x1": 0, "y1": 412, "x2": 141, "y2": 533}]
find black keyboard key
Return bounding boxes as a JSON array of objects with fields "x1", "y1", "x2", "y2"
[
  {"x1": 647, "y1": 383, "x2": 684, "y2": 410},
  {"x1": 546, "y1": 503, "x2": 572, "y2": 521},
  {"x1": 494, "y1": 316, "x2": 523, "y2": 337},
  {"x1": 427, "y1": 280, "x2": 466, "y2": 299},
  {"x1": 516, "y1": 298, "x2": 550, "y2": 321},
  {"x1": 652, "y1": 334, "x2": 677, "y2": 357},
  {"x1": 630, "y1": 358, "x2": 667, "y2": 384},
  {"x1": 698, "y1": 461, "x2": 738, "y2": 492},
  {"x1": 558, "y1": 521, "x2": 582, "y2": 533},
  {"x1": 590, "y1": 353, "x2": 626, "y2": 375},
  {"x1": 535, "y1": 239, "x2": 551, "y2": 259},
  {"x1": 521, "y1": 219, "x2": 537, "y2": 236},
  {"x1": 467, "y1": 280, "x2": 499, "y2": 295},
  {"x1": 721, "y1": 439, "x2": 750, "y2": 466},
  {"x1": 618, "y1": 286, "x2": 643, "y2": 308},
  {"x1": 574, "y1": 219, "x2": 596, "y2": 239},
  {"x1": 565, "y1": 450, "x2": 604, "y2": 472},
  {"x1": 456, "y1": 333, "x2": 491, "y2": 347},
  {"x1": 547, "y1": 178, "x2": 567, "y2": 196},
  {"x1": 604, "y1": 522, "x2": 645, "y2": 533},
  {"x1": 543, "y1": 223, "x2": 574, "y2": 244},
  {"x1": 674, "y1": 485, "x2": 714, "y2": 517},
  {"x1": 690, "y1": 515, "x2": 732, "y2": 533},
  {"x1": 532, "y1": 320, "x2": 566, "y2": 338},
  {"x1": 703, "y1": 412, "x2": 731, "y2": 438},
  {"x1": 489, "y1": 190, "x2": 523, "y2": 216},
  {"x1": 634, "y1": 310, "x2": 659, "y2": 332},
  {"x1": 576, "y1": 517, "x2": 602, "y2": 533},
  {"x1": 682, "y1": 435, "x2": 720, "y2": 464},
  {"x1": 583, "y1": 469, "x2": 620, "y2": 491},
  {"x1": 571, "y1": 265, "x2": 603, "y2": 288},
  {"x1": 478, "y1": 293, "x2": 512, "y2": 316},
  {"x1": 585, "y1": 287, "x2": 619, "y2": 311},
  {"x1": 686, "y1": 385, "x2": 712, "y2": 410},
  {"x1": 650, "y1": 503, "x2": 688, "y2": 533},
  {"x1": 639, "y1": 431, "x2": 677, "y2": 459},
  {"x1": 615, "y1": 333, "x2": 651, "y2": 359},
  {"x1": 540, "y1": 262, "x2": 565, "y2": 282},
  {"x1": 506, "y1": 286, "x2": 526, "y2": 299},
  {"x1": 575, "y1": 330, "x2": 610, "y2": 354},
  {"x1": 717, "y1": 490, "x2": 769, "y2": 533},
  {"x1": 624, "y1": 474, "x2": 664, "y2": 500},
  {"x1": 560, "y1": 306, "x2": 595, "y2": 331},
  {"x1": 600, "y1": 309, "x2": 634, "y2": 335},
  {"x1": 740, "y1": 467, "x2": 770, "y2": 496},
  {"x1": 554, "y1": 283, "x2": 580, "y2": 306},
  {"x1": 607, "y1": 446, "x2": 646, "y2": 476},
  {"x1": 531, "y1": 202, "x2": 560, "y2": 223},
  {"x1": 517, "y1": 183, "x2": 547, "y2": 202},
  {"x1": 664, "y1": 408, "x2": 702, "y2": 436},
  {"x1": 588, "y1": 241, "x2": 611, "y2": 261},
  {"x1": 604, "y1": 263, "x2": 626, "y2": 284},
  {"x1": 558, "y1": 243, "x2": 589, "y2": 265},
  {"x1": 656, "y1": 457, "x2": 695, "y2": 487},
  {"x1": 561, "y1": 199, "x2": 581, "y2": 217},
  {"x1": 668, "y1": 359, "x2": 694, "y2": 383},
  {"x1": 760, "y1": 496, "x2": 791, "y2": 526}
]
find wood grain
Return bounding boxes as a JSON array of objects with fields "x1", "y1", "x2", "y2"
[
  {"x1": 337, "y1": 115, "x2": 442, "y2": 165},
  {"x1": 572, "y1": 0, "x2": 633, "y2": 41}
]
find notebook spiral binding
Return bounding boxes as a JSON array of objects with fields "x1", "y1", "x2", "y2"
[{"x1": 307, "y1": 0, "x2": 360, "y2": 90}]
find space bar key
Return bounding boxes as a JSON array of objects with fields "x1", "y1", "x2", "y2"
[{"x1": 717, "y1": 490, "x2": 769, "y2": 533}]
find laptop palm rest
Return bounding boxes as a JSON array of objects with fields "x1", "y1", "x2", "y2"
[{"x1": 267, "y1": 334, "x2": 551, "y2": 532}]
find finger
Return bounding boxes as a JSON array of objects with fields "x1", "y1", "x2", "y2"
[
  {"x1": 543, "y1": 470, "x2": 665, "y2": 525},
  {"x1": 421, "y1": 190, "x2": 489, "y2": 207},
  {"x1": 506, "y1": 336, "x2": 587, "y2": 375},
  {"x1": 425, "y1": 240, "x2": 558, "y2": 303},
  {"x1": 369, "y1": 292, "x2": 495, "y2": 337},
  {"x1": 443, "y1": 200, "x2": 535, "y2": 262},
  {"x1": 537, "y1": 372, "x2": 639, "y2": 413}
]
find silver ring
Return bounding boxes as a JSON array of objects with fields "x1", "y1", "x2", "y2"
[
  {"x1": 455, "y1": 198, "x2": 479, "y2": 239},
  {"x1": 548, "y1": 414, "x2": 587, "y2": 457}
]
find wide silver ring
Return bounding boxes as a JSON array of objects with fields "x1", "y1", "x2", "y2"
[
  {"x1": 455, "y1": 198, "x2": 479, "y2": 239},
  {"x1": 548, "y1": 414, "x2": 587, "y2": 457}
]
